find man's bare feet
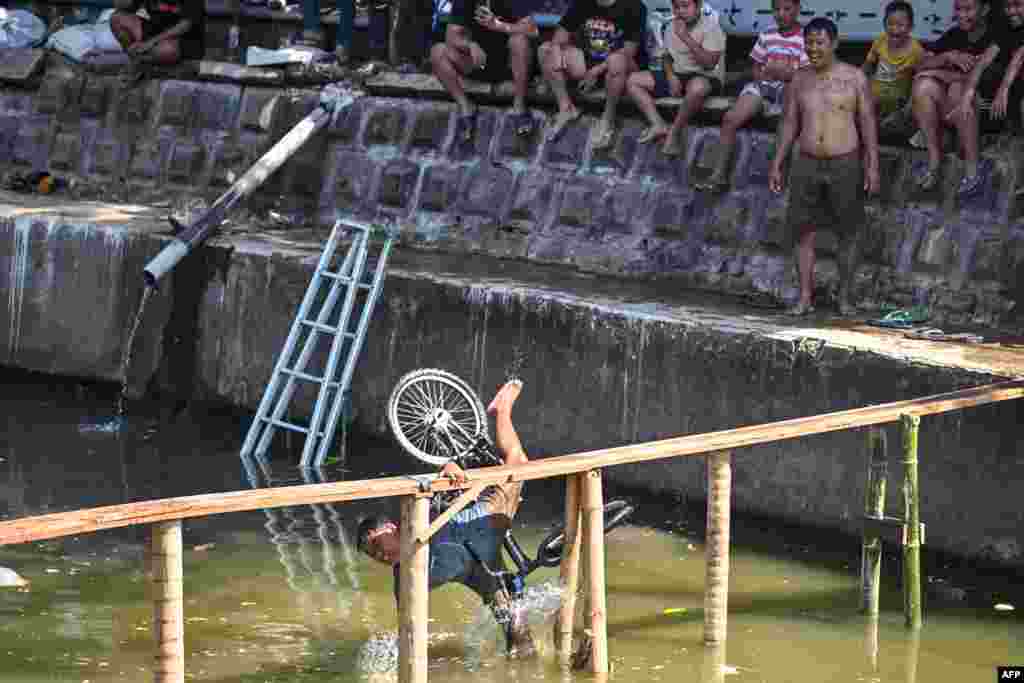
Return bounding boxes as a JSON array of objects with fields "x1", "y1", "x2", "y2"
[
  {"x1": 487, "y1": 379, "x2": 522, "y2": 415},
  {"x1": 546, "y1": 108, "x2": 580, "y2": 142}
]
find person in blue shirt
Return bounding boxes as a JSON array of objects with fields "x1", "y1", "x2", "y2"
[{"x1": 357, "y1": 379, "x2": 536, "y2": 657}]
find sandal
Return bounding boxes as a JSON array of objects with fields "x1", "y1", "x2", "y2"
[
  {"x1": 866, "y1": 307, "x2": 929, "y2": 329},
  {"x1": 916, "y1": 167, "x2": 939, "y2": 191},
  {"x1": 694, "y1": 175, "x2": 728, "y2": 192},
  {"x1": 904, "y1": 328, "x2": 984, "y2": 343},
  {"x1": 455, "y1": 110, "x2": 478, "y2": 144},
  {"x1": 637, "y1": 126, "x2": 667, "y2": 144},
  {"x1": 957, "y1": 172, "x2": 983, "y2": 198},
  {"x1": 786, "y1": 301, "x2": 816, "y2": 317},
  {"x1": 511, "y1": 112, "x2": 535, "y2": 137}
]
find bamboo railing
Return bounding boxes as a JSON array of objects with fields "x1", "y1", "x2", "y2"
[{"x1": 0, "y1": 378, "x2": 1022, "y2": 683}]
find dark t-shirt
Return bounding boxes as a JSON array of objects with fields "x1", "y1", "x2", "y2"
[
  {"x1": 136, "y1": 0, "x2": 205, "y2": 44},
  {"x1": 447, "y1": 0, "x2": 527, "y2": 50},
  {"x1": 979, "y1": 23, "x2": 1024, "y2": 99},
  {"x1": 930, "y1": 22, "x2": 1000, "y2": 56},
  {"x1": 559, "y1": 0, "x2": 644, "y2": 63}
]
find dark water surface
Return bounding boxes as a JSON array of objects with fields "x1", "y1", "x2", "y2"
[{"x1": 0, "y1": 370, "x2": 1020, "y2": 682}]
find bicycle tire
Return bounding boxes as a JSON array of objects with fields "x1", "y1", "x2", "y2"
[
  {"x1": 534, "y1": 500, "x2": 635, "y2": 568},
  {"x1": 387, "y1": 368, "x2": 489, "y2": 467}
]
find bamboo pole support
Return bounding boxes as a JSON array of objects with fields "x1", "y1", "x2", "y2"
[
  {"x1": 151, "y1": 521, "x2": 184, "y2": 683},
  {"x1": 398, "y1": 495, "x2": 430, "y2": 683},
  {"x1": 901, "y1": 414, "x2": 922, "y2": 630},
  {"x1": 905, "y1": 626, "x2": 921, "y2": 683},
  {"x1": 701, "y1": 643, "x2": 727, "y2": 683},
  {"x1": 864, "y1": 614, "x2": 879, "y2": 673},
  {"x1": 581, "y1": 469, "x2": 608, "y2": 674},
  {"x1": 861, "y1": 427, "x2": 888, "y2": 615},
  {"x1": 556, "y1": 474, "x2": 583, "y2": 662},
  {"x1": 704, "y1": 451, "x2": 732, "y2": 646}
]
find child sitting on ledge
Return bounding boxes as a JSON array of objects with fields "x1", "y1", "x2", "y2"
[{"x1": 110, "y1": 0, "x2": 206, "y2": 87}]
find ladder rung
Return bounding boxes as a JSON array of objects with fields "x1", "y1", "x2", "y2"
[
  {"x1": 319, "y1": 271, "x2": 375, "y2": 290},
  {"x1": 261, "y1": 417, "x2": 309, "y2": 434},
  {"x1": 300, "y1": 319, "x2": 338, "y2": 333},
  {"x1": 280, "y1": 368, "x2": 340, "y2": 386}
]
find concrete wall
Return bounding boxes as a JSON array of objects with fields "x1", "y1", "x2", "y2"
[{"x1": 3, "y1": 66, "x2": 1024, "y2": 328}]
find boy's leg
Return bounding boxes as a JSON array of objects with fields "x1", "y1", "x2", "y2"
[
  {"x1": 145, "y1": 38, "x2": 182, "y2": 65},
  {"x1": 627, "y1": 70, "x2": 669, "y2": 136},
  {"x1": 944, "y1": 81, "x2": 981, "y2": 188},
  {"x1": 663, "y1": 75, "x2": 712, "y2": 156},
  {"x1": 592, "y1": 51, "x2": 638, "y2": 148},
  {"x1": 431, "y1": 41, "x2": 477, "y2": 115},
  {"x1": 539, "y1": 43, "x2": 587, "y2": 138},
  {"x1": 508, "y1": 33, "x2": 533, "y2": 115},
  {"x1": 704, "y1": 90, "x2": 763, "y2": 187},
  {"x1": 488, "y1": 380, "x2": 528, "y2": 468},
  {"x1": 911, "y1": 76, "x2": 947, "y2": 185}
]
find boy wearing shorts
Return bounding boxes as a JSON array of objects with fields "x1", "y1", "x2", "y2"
[
  {"x1": 696, "y1": 0, "x2": 806, "y2": 191},
  {"x1": 627, "y1": 0, "x2": 726, "y2": 156}
]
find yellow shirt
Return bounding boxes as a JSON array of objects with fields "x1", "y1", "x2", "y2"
[{"x1": 867, "y1": 34, "x2": 924, "y2": 115}]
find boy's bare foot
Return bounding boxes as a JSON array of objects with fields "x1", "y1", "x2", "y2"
[
  {"x1": 487, "y1": 379, "x2": 522, "y2": 415},
  {"x1": 637, "y1": 125, "x2": 668, "y2": 144},
  {"x1": 590, "y1": 119, "x2": 615, "y2": 150},
  {"x1": 546, "y1": 108, "x2": 580, "y2": 142}
]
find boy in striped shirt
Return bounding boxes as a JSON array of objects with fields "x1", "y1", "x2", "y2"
[{"x1": 695, "y1": 0, "x2": 807, "y2": 191}]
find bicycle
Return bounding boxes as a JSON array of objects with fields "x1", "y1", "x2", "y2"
[{"x1": 387, "y1": 368, "x2": 635, "y2": 601}]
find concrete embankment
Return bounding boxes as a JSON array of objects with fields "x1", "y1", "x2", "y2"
[{"x1": 1, "y1": 194, "x2": 1022, "y2": 568}]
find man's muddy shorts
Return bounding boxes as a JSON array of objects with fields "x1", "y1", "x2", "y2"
[
  {"x1": 786, "y1": 150, "x2": 865, "y2": 245},
  {"x1": 740, "y1": 79, "x2": 786, "y2": 116},
  {"x1": 479, "y1": 481, "x2": 523, "y2": 526}
]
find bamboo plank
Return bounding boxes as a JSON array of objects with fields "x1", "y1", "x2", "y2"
[
  {"x1": 556, "y1": 474, "x2": 583, "y2": 662},
  {"x1": 901, "y1": 414, "x2": 922, "y2": 630},
  {"x1": 1, "y1": 379, "x2": 1021, "y2": 546},
  {"x1": 398, "y1": 495, "x2": 429, "y2": 683},
  {"x1": 704, "y1": 452, "x2": 731, "y2": 645},
  {"x1": 581, "y1": 470, "x2": 608, "y2": 674},
  {"x1": 861, "y1": 428, "x2": 887, "y2": 615},
  {"x1": 151, "y1": 521, "x2": 184, "y2": 683}
]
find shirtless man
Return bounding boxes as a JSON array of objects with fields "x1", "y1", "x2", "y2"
[{"x1": 769, "y1": 17, "x2": 880, "y2": 317}]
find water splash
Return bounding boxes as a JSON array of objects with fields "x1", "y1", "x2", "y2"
[
  {"x1": 463, "y1": 579, "x2": 564, "y2": 656},
  {"x1": 116, "y1": 285, "x2": 154, "y2": 418}
]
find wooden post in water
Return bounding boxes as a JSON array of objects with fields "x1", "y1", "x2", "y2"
[
  {"x1": 901, "y1": 414, "x2": 922, "y2": 630},
  {"x1": 701, "y1": 643, "x2": 727, "y2": 683},
  {"x1": 704, "y1": 451, "x2": 732, "y2": 646},
  {"x1": 556, "y1": 474, "x2": 583, "y2": 662},
  {"x1": 398, "y1": 494, "x2": 430, "y2": 683},
  {"x1": 861, "y1": 428, "x2": 888, "y2": 615},
  {"x1": 581, "y1": 469, "x2": 608, "y2": 674},
  {"x1": 151, "y1": 521, "x2": 184, "y2": 683}
]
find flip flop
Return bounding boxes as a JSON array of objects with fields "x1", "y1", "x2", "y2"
[
  {"x1": 957, "y1": 172, "x2": 983, "y2": 198},
  {"x1": 904, "y1": 328, "x2": 985, "y2": 343},
  {"x1": 637, "y1": 126, "x2": 667, "y2": 144},
  {"x1": 866, "y1": 307, "x2": 930, "y2": 329},
  {"x1": 694, "y1": 175, "x2": 728, "y2": 192},
  {"x1": 455, "y1": 110, "x2": 477, "y2": 144},
  {"x1": 511, "y1": 112, "x2": 535, "y2": 137}
]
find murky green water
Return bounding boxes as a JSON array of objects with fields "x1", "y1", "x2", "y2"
[{"x1": 0, "y1": 371, "x2": 1020, "y2": 682}]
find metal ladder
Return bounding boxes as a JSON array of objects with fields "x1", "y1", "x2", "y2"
[{"x1": 239, "y1": 219, "x2": 394, "y2": 470}]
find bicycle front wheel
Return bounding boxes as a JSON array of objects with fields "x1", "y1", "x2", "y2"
[{"x1": 387, "y1": 368, "x2": 489, "y2": 467}]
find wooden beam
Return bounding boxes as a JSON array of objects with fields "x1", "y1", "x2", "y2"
[
  {"x1": 704, "y1": 451, "x2": 731, "y2": 646},
  {"x1": 151, "y1": 521, "x2": 184, "y2": 683},
  {"x1": 901, "y1": 414, "x2": 922, "y2": 630},
  {"x1": 860, "y1": 515, "x2": 926, "y2": 547},
  {"x1": 416, "y1": 482, "x2": 487, "y2": 545},
  {"x1": 1, "y1": 379, "x2": 1021, "y2": 546},
  {"x1": 581, "y1": 470, "x2": 608, "y2": 674},
  {"x1": 556, "y1": 474, "x2": 583, "y2": 662},
  {"x1": 398, "y1": 495, "x2": 429, "y2": 683}
]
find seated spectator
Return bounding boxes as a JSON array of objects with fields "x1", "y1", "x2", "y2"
[
  {"x1": 862, "y1": 1, "x2": 924, "y2": 132},
  {"x1": 909, "y1": 0, "x2": 997, "y2": 194},
  {"x1": 110, "y1": 0, "x2": 205, "y2": 86},
  {"x1": 538, "y1": 0, "x2": 644, "y2": 148},
  {"x1": 430, "y1": 0, "x2": 539, "y2": 143},
  {"x1": 626, "y1": 0, "x2": 725, "y2": 156},
  {"x1": 983, "y1": 0, "x2": 1024, "y2": 125},
  {"x1": 695, "y1": 0, "x2": 806, "y2": 191}
]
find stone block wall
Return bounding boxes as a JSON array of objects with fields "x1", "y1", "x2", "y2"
[{"x1": 3, "y1": 65, "x2": 1023, "y2": 328}]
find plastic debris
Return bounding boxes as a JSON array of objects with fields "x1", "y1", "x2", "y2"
[
  {"x1": 994, "y1": 603, "x2": 1015, "y2": 611},
  {"x1": 663, "y1": 608, "x2": 688, "y2": 616}
]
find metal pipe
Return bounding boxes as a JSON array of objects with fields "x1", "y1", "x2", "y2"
[{"x1": 143, "y1": 86, "x2": 354, "y2": 288}]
